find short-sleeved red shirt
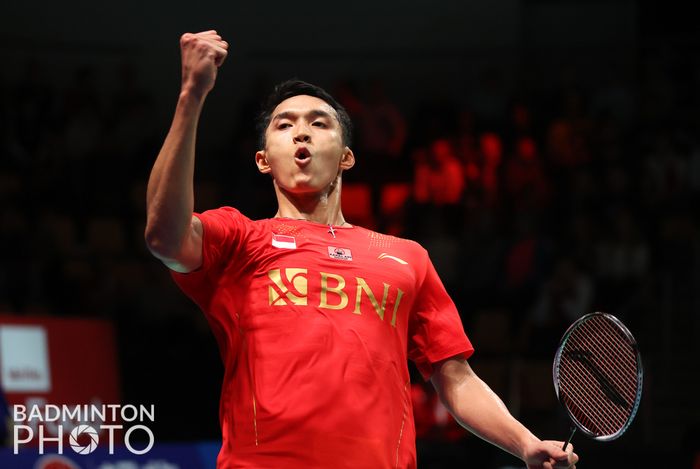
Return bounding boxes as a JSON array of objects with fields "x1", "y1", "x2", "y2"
[{"x1": 171, "y1": 207, "x2": 473, "y2": 468}]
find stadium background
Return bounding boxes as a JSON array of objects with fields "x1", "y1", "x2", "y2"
[{"x1": 1, "y1": 1, "x2": 698, "y2": 467}]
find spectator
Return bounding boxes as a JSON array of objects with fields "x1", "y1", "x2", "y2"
[
  {"x1": 354, "y1": 77, "x2": 408, "y2": 218},
  {"x1": 478, "y1": 132, "x2": 503, "y2": 209},
  {"x1": 413, "y1": 138, "x2": 465, "y2": 207},
  {"x1": 503, "y1": 136, "x2": 550, "y2": 213},
  {"x1": 521, "y1": 256, "x2": 594, "y2": 357},
  {"x1": 545, "y1": 88, "x2": 592, "y2": 171}
]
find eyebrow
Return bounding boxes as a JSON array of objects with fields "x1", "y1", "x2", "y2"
[{"x1": 271, "y1": 109, "x2": 335, "y2": 123}]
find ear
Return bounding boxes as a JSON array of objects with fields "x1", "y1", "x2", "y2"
[
  {"x1": 255, "y1": 150, "x2": 272, "y2": 174},
  {"x1": 339, "y1": 147, "x2": 355, "y2": 170}
]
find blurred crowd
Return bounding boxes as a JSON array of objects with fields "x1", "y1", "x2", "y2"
[{"x1": 1, "y1": 47, "x2": 699, "y2": 467}]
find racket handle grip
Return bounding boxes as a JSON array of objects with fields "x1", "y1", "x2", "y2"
[{"x1": 562, "y1": 426, "x2": 577, "y2": 451}]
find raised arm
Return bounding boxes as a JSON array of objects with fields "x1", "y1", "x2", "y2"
[
  {"x1": 144, "y1": 31, "x2": 228, "y2": 273},
  {"x1": 431, "y1": 357, "x2": 578, "y2": 469}
]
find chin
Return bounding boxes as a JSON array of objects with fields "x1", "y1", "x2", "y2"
[
  {"x1": 278, "y1": 179, "x2": 316, "y2": 193},
  {"x1": 282, "y1": 178, "x2": 335, "y2": 195}
]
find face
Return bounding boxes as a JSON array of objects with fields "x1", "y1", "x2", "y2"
[{"x1": 256, "y1": 94, "x2": 354, "y2": 195}]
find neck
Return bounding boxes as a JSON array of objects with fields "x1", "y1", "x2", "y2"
[{"x1": 273, "y1": 177, "x2": 348, "y2": 226}]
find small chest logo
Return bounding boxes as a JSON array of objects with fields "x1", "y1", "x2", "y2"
[
  {"x1": 272, "y1": 234, "x2": 297, "y2": 250},
  {"x1": 328, "y1": 246, "x2": 353, "y2": 261}
]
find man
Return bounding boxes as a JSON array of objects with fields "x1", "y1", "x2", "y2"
[{"x1": 145, "y1": 30, "x2": 579, "y2": 469}]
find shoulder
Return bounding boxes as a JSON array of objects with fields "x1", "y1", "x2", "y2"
[
  {"x1": 195, "y1": 206, "x2": 250, "y2": 223},
  {"x1": 195, "y1": 207, "x2": 278, "y2": 232},
  {"x1": 194, "y1": 207, "x2": 277, "y2": 254},
  {"x1": 354, "y1": 226, "x2": 429, "y2": 259}
]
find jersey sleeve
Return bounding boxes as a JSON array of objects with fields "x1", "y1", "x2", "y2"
[
  {"x1": 407, "y1": 248, "x2": 474, "y2": 380},
  {"x1": 169, "y1": 206, "x2": 251, "y2": 312}
]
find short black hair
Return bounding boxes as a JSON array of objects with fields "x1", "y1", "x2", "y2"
[{"x1": 255, "y1": 79, "x2": 353, "y2": 150}]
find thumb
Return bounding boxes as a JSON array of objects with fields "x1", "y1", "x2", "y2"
[
  {"x1": 538, "y1": 441, "x2": 570, "y2": 461},
  {"x1": 548, "y1": 440, "x2": 568, "y2": 453},
  {"x1": 550, "y1": 448, "x2": 569, "y2": 460}
]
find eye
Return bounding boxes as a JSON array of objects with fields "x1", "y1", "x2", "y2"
[
  {"x1": 312, "y1": 121, "x2": 327, "y2": 128},
  {"x1": 277, "y1": 122, "x2": 292, "y2": 129}
]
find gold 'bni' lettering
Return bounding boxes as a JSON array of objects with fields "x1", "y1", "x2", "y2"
[
  {"x1": 268, "y1": 268, "x2": 308, "y2": 306},
  {"x1": 320, "y1": 272, "x2": 349, "y2": 310},
  {"x1": 354, "y1": 277, "x2": 390, "y2": 321},
  {"x1": 265, "y1": 268, "x2": 405, "y2": 327},
  {"x1": 390, "y1": 288, "x2": 404, "y2": 327}
]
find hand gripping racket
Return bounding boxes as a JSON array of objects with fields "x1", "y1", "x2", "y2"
[{"x1": 553, "y1": 312, "x2": 643, "y2": 450}]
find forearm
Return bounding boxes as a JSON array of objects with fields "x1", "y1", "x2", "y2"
[
  {"x1": 433, "y1": 360, "x2": 539, "y2": 462},
  {"x1": 145, "y1": 90, "x2": 205, "y2": 257}
]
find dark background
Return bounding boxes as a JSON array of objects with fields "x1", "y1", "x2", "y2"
[{"x1": 1, "y1": 1, "x2": 699, "y2": 467}]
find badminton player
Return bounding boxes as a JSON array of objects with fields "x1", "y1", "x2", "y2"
[{"x1": 145, "y1": 30, "x2": 579, "y2": 469}]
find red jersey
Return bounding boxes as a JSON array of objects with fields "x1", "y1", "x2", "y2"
[{"x1": 171, "y1": 207, "x2": 474, "y2": 468}]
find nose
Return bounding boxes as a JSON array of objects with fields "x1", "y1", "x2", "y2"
[{"x1": 293, "y1": 125, "x2": 311, "y2": 143}]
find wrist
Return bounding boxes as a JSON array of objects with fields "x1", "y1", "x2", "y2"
[
  {"x1": 517, "y1": 432, "x2": 542, "y2": 462},
  {"x1": 178, "y1": 86, "x2": 209, "y2": 105},
  {"x1": 177, "y1": 88, "x2": 208, "y2": 112}
]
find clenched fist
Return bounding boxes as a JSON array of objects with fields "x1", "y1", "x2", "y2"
[{"x1": 179, "y1": 30, "x2": 229, "y2": 98}]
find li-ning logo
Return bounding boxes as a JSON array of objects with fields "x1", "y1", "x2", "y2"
[
  {"x1": 378, "y1": 253, "x2": 408, "y2": 265},
  {"x1": 267, "y1": 268, "x2": 405, "y2": 327}
]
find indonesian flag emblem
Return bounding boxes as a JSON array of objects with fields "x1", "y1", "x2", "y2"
[{"x1": 271, "y1": 234, "x2": 297, "y2": 249}]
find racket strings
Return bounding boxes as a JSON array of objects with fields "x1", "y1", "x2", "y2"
[
  {"x1": 557, "y1": 315, "x2": 640, "y2": 438},
  {"x1": 578, "y1": 319, "x2": 637, "y2": 402},
  {"x1": 561, "y1": 323, "x2": 634, "y2": 434},
  {"x1": 561, "y1": 327, "x2": 635, "y2": 433}
]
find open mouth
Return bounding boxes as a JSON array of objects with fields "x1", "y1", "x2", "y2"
[{"x1": 294, "y1": 147, "x2": 311, "y2": 165}]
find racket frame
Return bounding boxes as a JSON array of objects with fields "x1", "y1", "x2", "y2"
[{"x1": 552, "y1": 312, "x2": 643, "y2": 442}]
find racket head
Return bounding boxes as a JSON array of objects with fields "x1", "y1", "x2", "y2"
[{"x1": 553, "y1": 312, "x2": 643, "y2": 442}]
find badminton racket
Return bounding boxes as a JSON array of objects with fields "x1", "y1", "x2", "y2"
[{"x1": 552, "y1": 312, "x2": 643, "y2": 450}]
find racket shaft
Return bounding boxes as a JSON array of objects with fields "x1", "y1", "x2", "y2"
[{"x1": 563, "y1": 426, "x2": 576, "y2": 451}]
